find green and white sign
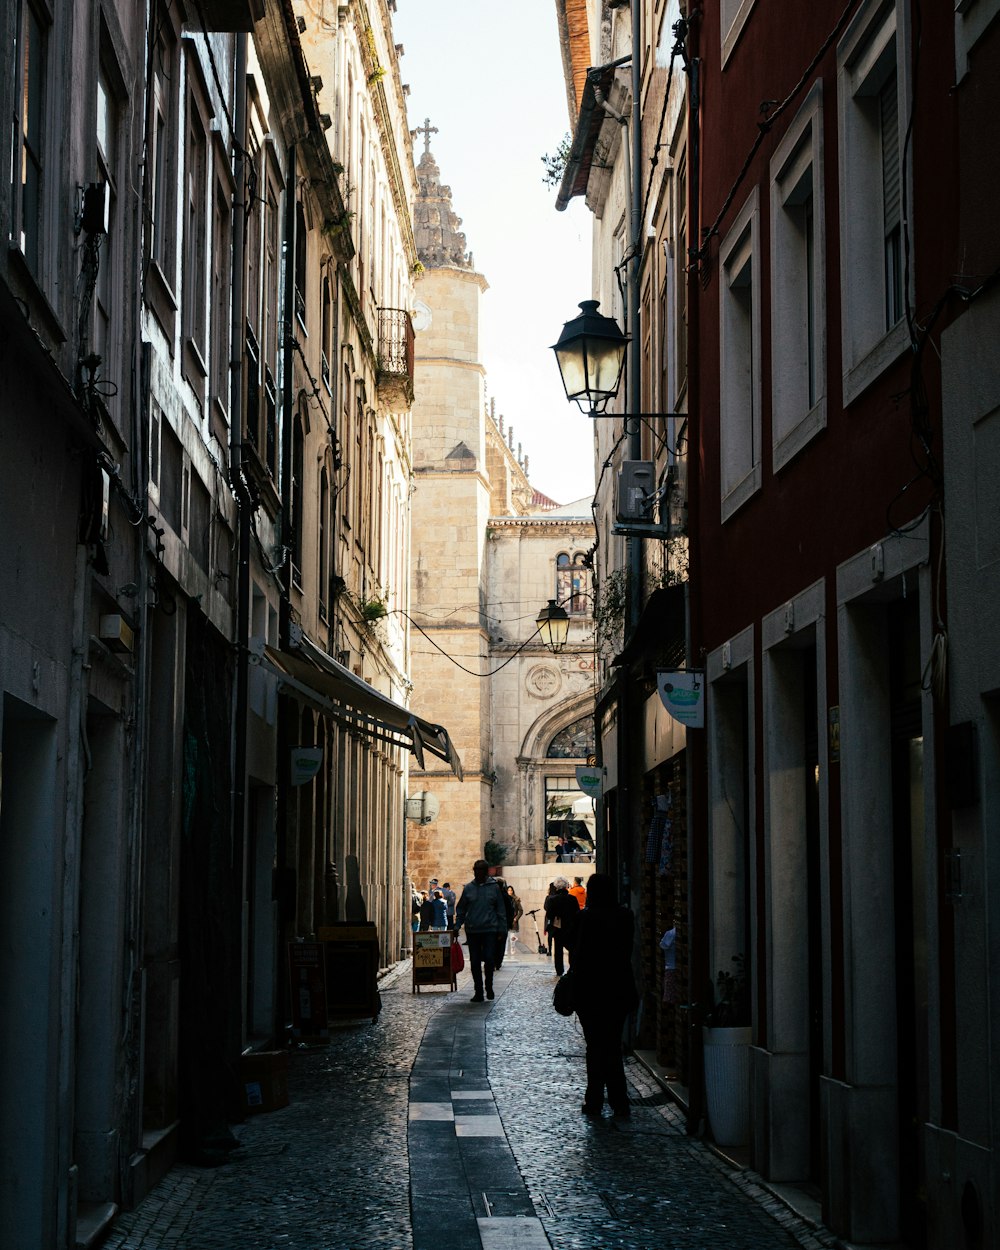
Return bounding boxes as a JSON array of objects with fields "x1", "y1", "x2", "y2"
[
  {"x1": 575, "y1": 766, "x2": 603, "y2": 798},
  {"x1": 657, "y1": 670, "x2": 705, "y2": 729}
]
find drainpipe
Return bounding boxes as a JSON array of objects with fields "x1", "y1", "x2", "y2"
[
  {"x1": 614, "y1": 1, "x2": 645, "y2": 909},
  {"x1": 684, "y1": 15, "x2": 705, "y2": 1136},
  {"x1": 229, "y1": 31, "x2": 250, "y2": 1045},
  {"x1": 275, "y1": 142, "x2": 298, "y2": 1028},
  {"x1": 279, "y1": 143, "x2": 298, "y2": 647}
]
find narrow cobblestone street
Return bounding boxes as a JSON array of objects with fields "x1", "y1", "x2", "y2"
[{"x1": 102, "y1": 952, "x2": 837, "y2": 1250}]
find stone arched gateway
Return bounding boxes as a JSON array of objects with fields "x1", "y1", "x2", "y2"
[{"x1": 514, "y1": 692, "x2": 597, "y2": 863}]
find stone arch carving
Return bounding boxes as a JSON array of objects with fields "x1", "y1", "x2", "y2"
[
  {"x1": 520, "y1": 690, "x2": 594, "y2": 762},
  {"x1": 513, "y1": 691, "x2": 596, "y2": 864}
]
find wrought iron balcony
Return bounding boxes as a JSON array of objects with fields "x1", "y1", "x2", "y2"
[{"x1": 377, "y1": 307, "x2": 414, "y2": 406}]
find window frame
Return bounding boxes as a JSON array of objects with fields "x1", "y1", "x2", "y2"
[
  {"x1": 93, "y1": 53, "x2": 122, "y2": 387},
  {"x1": 145, "y1": 2, "x2": 180, "y2": 331},
  {"x1": 718, "y1": 187, "x2": 762, "y2": 521},
  {"x1": 721, "y1": 0, "x2": 757, "y2": 67},
  {"x1": 9, "y1": 0, "x2": 50, "y2": 276},
  {"x1": 769, "y1": 80, "x2": 827, "y2": 472},
  {"x1": 210, "y1": 135, "x2": 235, "y2": 427},
  {"x1": 181, "y1": 55, "x2": 211, "y2": 394},
  {"x1": 836, "y1": 0, "x2": 912, "y2": 408},
  {"x1": 556, "y1": 552, "x2": 592, "y2": 617},
  {"x1": 954, "y1": 0, "x2": 1000, "y2": 83}
]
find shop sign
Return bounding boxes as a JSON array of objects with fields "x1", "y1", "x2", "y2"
[
  {"x1": 575, "y1": 766, "x2": 603, "y2": 798},
  {"x1": 656, "y1": 670, "x2": 705, "y2": 728},
  {"x1": 290, "y1": 746, "x2": 323, "y2": 785}
]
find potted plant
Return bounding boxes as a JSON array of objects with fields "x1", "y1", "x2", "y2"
[{"x1": 702, "y1": 955, "x2": 752, "y2": 1147}]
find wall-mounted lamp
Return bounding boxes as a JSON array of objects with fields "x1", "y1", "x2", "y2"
[
  {"x1": 535, "y1": 599, "x2": 570, "y2": 653},
  {"x1": 551, "y1": 300, "x2": 628, "y2": 416}
]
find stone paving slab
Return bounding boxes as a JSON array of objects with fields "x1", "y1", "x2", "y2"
[{"x1": 102, "y1": 954, "x2": 842, "y2": 1250}]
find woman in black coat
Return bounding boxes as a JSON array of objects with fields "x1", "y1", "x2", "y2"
[{"x1": 571, "y1": 873, "x2": 638, "y2": 1118}]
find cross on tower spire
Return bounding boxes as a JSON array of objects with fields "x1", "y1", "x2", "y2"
[{"x1": 411, "y1": 117, "x2": 438, "y2": 155}]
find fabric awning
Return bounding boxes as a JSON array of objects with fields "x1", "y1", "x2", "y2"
[{"x1": 254, "y1": 638, "x2": 463, "y2": 779}]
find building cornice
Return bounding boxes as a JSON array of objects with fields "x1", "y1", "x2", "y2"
[{"x1": 487, "y1": 516, "x2": 594, "y2": 530}]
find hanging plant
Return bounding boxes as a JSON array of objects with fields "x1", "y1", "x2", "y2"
[
  {"x1": 359, "y1": 595, "x2": 388, "y2": 624},
  {"x1": 593, "y1": 568, "x2": 628, "y2": 654}
]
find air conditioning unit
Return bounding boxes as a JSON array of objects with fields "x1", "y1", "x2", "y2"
[{"x1": 617, "y1": 460, "x2": 655, "y2": 523}]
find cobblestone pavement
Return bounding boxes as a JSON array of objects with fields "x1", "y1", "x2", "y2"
[{"x1": 101, "y1": 953, "x2": 840, "y2": 1250}]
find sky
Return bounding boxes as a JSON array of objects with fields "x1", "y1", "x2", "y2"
[{"x1": 391, "y1": 0, "x2": 596, "y2": 506}]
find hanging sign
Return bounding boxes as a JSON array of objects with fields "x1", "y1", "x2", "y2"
[
  {"x1": 575, "y1": 766, "x2": 603, "y2": 798},
  {"x1": 290, "y1": 746, "x2": 323, "y2": 785},
  {"x1": 656, "y1": 670, "x2": 705, "y2": 729}
]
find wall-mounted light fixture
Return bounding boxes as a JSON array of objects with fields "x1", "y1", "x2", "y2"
[
  {"x1": 535, "y1": 599, "x2": 570, "y2": 653},
  {"x1": 551, "y1": 300, "x2": 628, "y2": 416}
]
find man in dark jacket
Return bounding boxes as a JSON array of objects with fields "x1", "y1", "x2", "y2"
[
  {"x1": 544, "y1": 876, "x2": 580, "y2": 977},
  {"x1": 455, "y1": 860, "x2": 507, "y2": 1002}
]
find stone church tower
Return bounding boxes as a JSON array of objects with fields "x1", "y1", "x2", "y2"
[
  {"x1": 406, "y1": 133, "x2": 492, "y2": 891},
  {"x1": 405, "y1": 131, "x2": 597, "y2": 900}
]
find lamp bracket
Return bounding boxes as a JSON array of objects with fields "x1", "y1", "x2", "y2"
[{"x1": 612, "y1": 522, "x2": 673, "y2": 539}]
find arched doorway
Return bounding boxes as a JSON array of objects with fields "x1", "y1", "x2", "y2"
[{"x1": 518, "y1": 694, "x2": 596, "y2": 863}]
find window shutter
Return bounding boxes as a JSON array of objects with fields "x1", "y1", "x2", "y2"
[{"x1": 880, "y1": 73, "x2": 900, "y2": 236}]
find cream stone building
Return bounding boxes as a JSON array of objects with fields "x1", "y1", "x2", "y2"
[{"x1": 406, "y1": 137, "x2": 597, "y2": 895}]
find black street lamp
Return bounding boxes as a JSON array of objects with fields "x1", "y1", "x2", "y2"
[
  {"x1": 535, "y1": 599, "x2": 571, "y2": 653},
  {"x1": 551, "y1": 300, "x2": 628, "y2": 416}
]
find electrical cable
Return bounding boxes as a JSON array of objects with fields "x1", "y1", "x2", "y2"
[{"x1": 395, "y1": 610, "x2": 553, "y2": 679}]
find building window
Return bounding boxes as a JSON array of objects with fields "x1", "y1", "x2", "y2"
[
  {"x1": 291, "y1": 411, "x2": 304, "y2": 586},
  {"x1": 262, "y1": 173, "x2": 280, "y2": 382},
  {"x1": 719, "y1": 188, "x2": 761, "y2": 520},
  {"x1": 10, "y1": 1, "x2": 46, "y2": 272},
  {"x1": 556, "y1": 553, "x2": 592, "y2": 615},
  {"x1": 837, "y1": 0, "x2": 911, "y2": 406},
  {"x1": 147, "y1": 6, "x2": 178, "y2": 293},
  {"x1": 211, "y1": 167, "x2": 232, "y2": 418},
  {"x1": 674, "y1": 151, "x2": 688, "y2": 406},
  {"x1": 954, "y1": 0, "x2": 1000, "y2": 83},
  {"x1": 543, "y1": 772, "x2": 596, "y2": 859},
  {"x1": 547, "y1": 718, "x2": 596, "y2": 759},
  {"x1": 721, "y1": 0, "x2": 757, "y2": 66},
  {"x1": 319, "y1": 463, "x2": 331, "y2": 620},
  {"x1": 770, "y1": 81, "x2": 827, "y2": 471},
  {"x1": 321, "y1": 275, "x2": 333, "y2": 392},
  {"x1": 94, "y1": 57, "x2": 120, "y2": 384},
  {"x1": 182, "y1": 71, "x2": 209, "y2": 385},
  {"x1": 294, "y1": 201, "x2": 307, "y2": 331}
]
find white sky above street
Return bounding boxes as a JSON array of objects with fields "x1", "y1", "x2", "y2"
[{"x1": 392, "y1": 0, "x2": 596, "y2": 506}]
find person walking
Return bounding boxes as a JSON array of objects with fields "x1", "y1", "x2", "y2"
[
  {"x1": 506, "y1": 885, "x2": 523, "y2": 955},
  {"x1": 491, "y1": 877, "x2": 516, "y2": 970},
  {"x1": 543, "y1": 882, "x2": 557, "y2": 956},
  {"x1": 544, "y1": 876, "x2": 580, "y2": 977},
  {"x1": 430, "y1": 889, "x2": 448, "y2": 930},
  {"x1": 455, "y1": 859, "x2": 507, "y2": 1002},
  {"x1": 418, "y1": 891, "x2": 435, "y2": 932},
  {"x1": 411, "y1": 887, "x2": 422, "y2": 935},
  {"x1": 441, "y1": 882, "x2": 457, "y2": 929},
  {"x1": 571, "y1": 872, "x2": 639, "y2": 1119}
]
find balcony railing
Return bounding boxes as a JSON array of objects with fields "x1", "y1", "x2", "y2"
[{"x1": 376, "y1": 307, "x2": 414, "y2": 405}]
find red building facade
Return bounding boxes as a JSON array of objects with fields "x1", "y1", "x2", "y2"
[{"x1": 687, "y1": 2, "x2": 1000, "y2": 1246}]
